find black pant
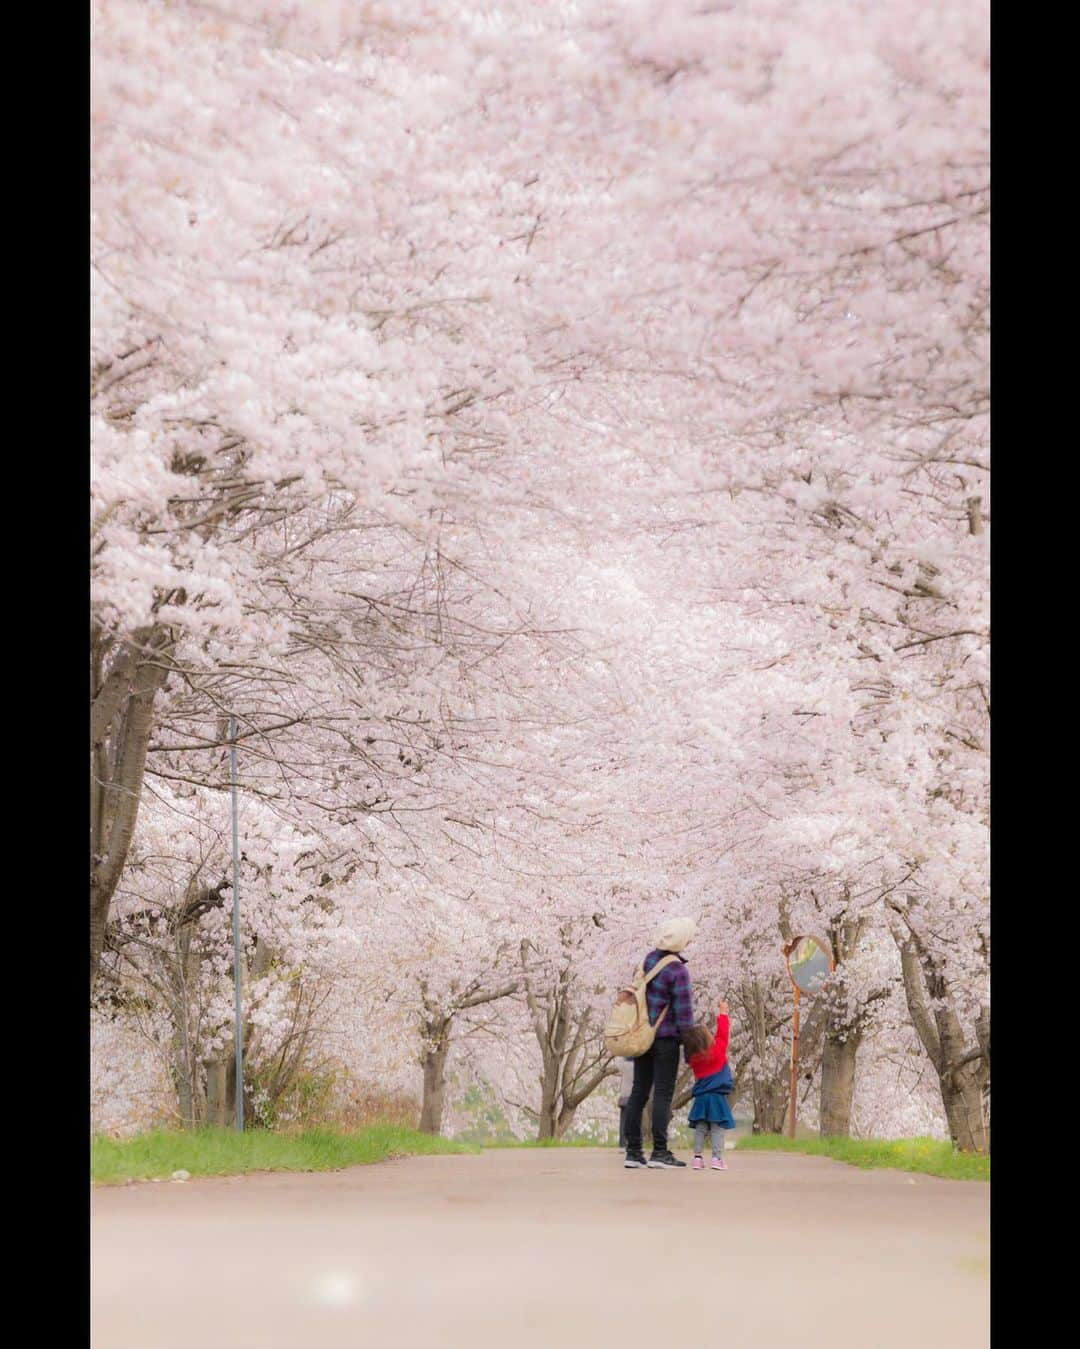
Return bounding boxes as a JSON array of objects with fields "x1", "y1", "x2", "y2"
[
  {"x1": 618, "y1": 1104, "x2": 628, "y2": 1149},
  {"x1": 624, "y1": 1037, "x2": 681, "y2": 1155}
]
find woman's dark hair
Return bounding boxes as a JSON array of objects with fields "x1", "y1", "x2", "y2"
[{"x1": 682, "y1": 1023, "x2": 715, "y2": 1059}]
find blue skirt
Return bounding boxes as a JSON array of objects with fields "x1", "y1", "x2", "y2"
[{"x1": 688, "y1": 1073, "x2": 736, "y2": 1128}]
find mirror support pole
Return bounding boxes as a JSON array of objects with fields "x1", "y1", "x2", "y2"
[{"x1": 788, "y1": 985, "x2": 800, "y2": 1139}]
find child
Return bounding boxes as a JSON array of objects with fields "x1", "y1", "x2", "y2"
[{"x1": 683, "y1": 999, "x2": 735, "y2": 1170}]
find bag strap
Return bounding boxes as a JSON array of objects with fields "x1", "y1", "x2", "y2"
[
  {"x1": 640, "y1": 953, "x2": 680, "y2": 1027},
  {"x1": 640, "y1": 953, "x2": 679, "y2": 986}
]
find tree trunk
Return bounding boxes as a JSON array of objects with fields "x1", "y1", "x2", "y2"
[
  {"x1": 752, "y1": 1077, "x2": 789, "y2": 1134},
  {"x1": 553, "y1": 1103, "x2": 576, "y2": 1139},
  {"x1": 223, "y1": 1051, "x2": 256, "y2": 1129},
  {"x1": 672, "y1": 1064, "x2": 695, "y2": 1112},
  {"x1": 416, "y1": 978, "x2": 518, "y2": 1136},
  {"x1": 519, "y1": 935, "x2": 611, "y2": 1140},
  {"x1": 939, "y1": 1069, "x2": 988, "y2": 1152},
  {"x1": 205, "y1": 1059, "x2": 229, "y2": 1127},
  {"x1": 743, "y1": 977, "x2": 824, "y2": 1135},
  {"x1": 534, "y1": 1031, "x2": 612, "y2": 1140},
  {"x1": 536, "y1": 1056, "x2": 559, "y2": 1139},
  {"x1": 896, "y1": 930, "x2": 989, "y2": 1152},
  {"x1": 168, "y1": 917, "x2": 202, "y2": 1127},
  {"x1": 419, "y1": 1024, "x2": 450, "y2": 1135},
  {"x1": 976, "y1": 1003, "x2": 990, "y2": 1150},
  {"x1": 174, "y1": 1062, "x2": 196, "y2": 1129},
  {"x1": 90, "y1": 623, "x2": 173, "y2": 991},
  {"x1": 521, "y1": 943, "x2": 571, "y2": 1140},
  {"x1": 747, "y1": 979, "x2": 786, "y2": 1134},
  {"x1": 820, "y1": 1028, "x2": 862, "y2": 1136},
  {"x1": 817, "y1": 912, "x2": 873, "y2": 1138}
]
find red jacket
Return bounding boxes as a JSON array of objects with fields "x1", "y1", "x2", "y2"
[{"x1": 688, "y1": 1013, "x2": 730, "y2": 1080}]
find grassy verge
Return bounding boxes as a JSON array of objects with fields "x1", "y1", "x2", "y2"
[
  {"x1": 92, "y1": 1124, "x2": 478, "y2": 1185},
  {"x1": 481, "y1": 1136, "x2": 617, "y2": 1148},
  {"x1": 736, "y1": 1133, "x2": 989, "y2": 1181}
]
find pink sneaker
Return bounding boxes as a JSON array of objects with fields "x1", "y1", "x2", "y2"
[
  {"x1": 711, "y1": 1156, "x2": 728, "y2": 1171},
  {"x1": 692, "y1": 1156, "x2": 704, "y2": 1170}
]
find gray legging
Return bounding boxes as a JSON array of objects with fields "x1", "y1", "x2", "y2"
[{"x1": 693, "y1": 1121, "x2": 728, "y2": 1158}]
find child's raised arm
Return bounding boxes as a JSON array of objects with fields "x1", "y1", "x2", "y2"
[{"x1": 714, "y1": 1002, "x2": 731, "y2": 1062}]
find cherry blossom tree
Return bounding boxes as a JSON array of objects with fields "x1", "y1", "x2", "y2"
[{"x1": 91, "y1": 0, "x2": 989, "y2": 1148}]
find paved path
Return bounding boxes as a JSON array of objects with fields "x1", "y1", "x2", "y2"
[{"x1": 92, "y1": 1148, "x2": 988, "y2": 1348}]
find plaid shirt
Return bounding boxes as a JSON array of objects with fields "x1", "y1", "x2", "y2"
[{"x1": 643, "y1": 949, "x2": 694, "y2": 1038}]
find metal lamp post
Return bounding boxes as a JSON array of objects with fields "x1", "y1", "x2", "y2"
[{"x1": 229, "y1": 717, "x2": 244, "y2": 1131}]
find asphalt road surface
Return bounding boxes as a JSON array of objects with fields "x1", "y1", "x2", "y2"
[{"x1": 91, "y1": 1147, "x2": 989, "y2": 1348}]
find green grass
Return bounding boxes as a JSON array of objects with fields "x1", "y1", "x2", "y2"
[
  {"x1": 96, "y1": 1124, "x2": 988, "y2": 1184},
  {"x1": 736, "y1": 1133, "x2": 989, "y2": 1181},
  {"x1": 481, "y1": 1136, "x2": 617, "y2": 1148},
  {"x1": 91, "y1": 1124, "x2": 478, "y2": 1185}
]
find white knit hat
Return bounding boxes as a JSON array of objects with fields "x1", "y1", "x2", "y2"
[{"x1": 651, "y1": 916, "x2": 697, "y2": 953}]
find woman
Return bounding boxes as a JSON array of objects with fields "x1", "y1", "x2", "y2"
[{"x1": 623, "y1": 915, "x2": 697, "y2": 1170}]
